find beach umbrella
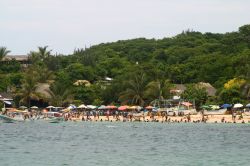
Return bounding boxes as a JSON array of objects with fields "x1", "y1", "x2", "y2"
[
  {"x1": 221, "y1": 104, "x2": 232, "y2": 108},
  {"x1": 128, "y1": 106, "x2": 142, "y2": 110},
  {"x1": 245, "y1": 103, "x2": 250, "y2": 108},
  {"x1": 181, "y1": 102, "x2": 193, "y2": 107},
  {"x1": 19, "y1": 106, "x2": 27, "y2": 109},
  {"x1": 3, "y1": 101, "x2": 12, "y2": 105},
  {"x1": 87, "y1": 105, "x2": 97, "y2": 109},
  {"x1": 201, "y1": 105, "x2": 211, "y2": 110},
  {"x1": 46, "y1": 106, "x2": 55, "y2": 109},
  {"x1": 210, "y1": 105, "x2": 220, "y2": 110},
  {"x1": 98, "y1": 105, "x2": 106, "y2": 110},
  {"x1": 78, "y1": 104, "x2": 87, "y2": 109},
  {"x1": 106, "y1": 105, "x2": 117, "y2": 109},
  {"x1": 67, "y1": 104, "x2": 77, "y2": 110},
  {"x1": 145, "y1": 106, "x2": 154, "y2": 109},
  {"x1": 30, "y1": 106, "x2": 38, "y2": 109},
  {"x1": 233, "y1": 103, "x2": 243, "y2": 108},
  {"x1": 118, "y1": 105, "x2": 128, "y2": 111}
]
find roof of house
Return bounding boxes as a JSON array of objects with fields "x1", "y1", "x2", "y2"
[
  {"x1": 2, "y1": 55, "x2": 28, "y2": 61},
  {"x1": 0, "y1": 92, "x2": 13, "y2": 99},
  {"x1": 197, "y1": 82, "x2": 217, "y2": 96},
  {"x1": 35, "y1": 83, "x2": 52, "y2": 98},
  {"x1": 172, "y1": 84, "x2": 187, "y2": 91}
]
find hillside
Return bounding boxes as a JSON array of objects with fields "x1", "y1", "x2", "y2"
[{"x1": 1, "y1": 24, "x2": 250, "y2": 107}]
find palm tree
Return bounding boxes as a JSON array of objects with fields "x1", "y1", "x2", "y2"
[
  {"x1": 0, "y1": 47, "x2": 10, "y2": 60},
  {"x1": 46, "y1": 83, "x2": 74, "y2": 107},
  {"x1": 17, "y1": 74, "x2": 41, "y2": 107},
  {"x1": 144, "y1": 79, "x2": 173, "y2": 101},
  {"x1": 28, "y1": 46, "x2": 52, "y2": 63},
  {"x1": 119, "y1": 73, "x2": 146, "y2": 106},
  {"x1": 38, "y1": 46, "x2": 51, "y2": 60}
]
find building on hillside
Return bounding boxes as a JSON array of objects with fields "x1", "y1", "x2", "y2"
[
  {"x1": 170, "y1": 82, "x2": 217, "y2": 99},
  {"x1": 1, "y1": 55, "x2": 30, "y2": 67},
  {"x1": 170, "y1": 84, "x2": 187, "y2": 99},
  {"x1": 197, "y1": 82, "x2": 217, "y2": 97}
]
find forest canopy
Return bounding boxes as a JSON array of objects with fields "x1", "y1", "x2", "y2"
[{"x1": 1, "y1": 24, "x2": 250, "y2": 108}]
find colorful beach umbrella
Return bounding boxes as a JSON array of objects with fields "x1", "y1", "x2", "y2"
[
  {"x1": 245, "y1": 103, "x2": 250, "y2": 108},
  {"x1": 106, "y1": 105, "x2": 117, "y2": 109},
  {"x1": 19, "y1": 106, "x2": 27, "y2": 109},
  {"x1": 145, "y1": 106, "x2": 153, "y2": 109},
  {"x1": 118, "y1": 105, "x2": 128, "y2": 111},
  {"x1": 78, "y1": 104, "x2": 87, "y2": 109},
  {"x1": 181, "y1": 102, "x2": 193, "y2": 107},
  {"x1": 67, "y1": 105, "x2": 77, "y2": 110},
  {"x1": 221, "y1": 104, "x2": 232, "y2": 108},
  {"x1": 98, "y1": 105, "x2": 106, "y2": 110},
  {"x1": 87, "y1": 105, "x2": 97, "y2": 109},
  {"x1": 210, "y1": 105, "x2": 220, "y2": 110}
]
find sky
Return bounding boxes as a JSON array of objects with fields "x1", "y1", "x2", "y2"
[{"x1": 1, "y1": 0, "x2": 250, "y2": 55}]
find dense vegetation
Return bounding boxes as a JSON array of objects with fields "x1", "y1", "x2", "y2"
[{"x1": 1, "y1": 24, "x2": 250, "y2": 108}]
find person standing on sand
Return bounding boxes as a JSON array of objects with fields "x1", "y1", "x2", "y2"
[
  {"x1": 187, "y1": 113, "x2": 191, "y2": 122},
  {"x1": 106, "y1": 110, "x2": 110, "y2": 121},
  {"x1": 233, "y1": 111, "x2": 236, "y2": 121}
]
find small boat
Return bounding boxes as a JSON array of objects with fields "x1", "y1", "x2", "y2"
[
  {"x1": 0, "y1": 114, "x2": 20, "y2": 123},
  {"x1": 43, "y1": 112, "x2": 64, "y2": 123}
]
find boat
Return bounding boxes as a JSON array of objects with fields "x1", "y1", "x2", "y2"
[
  {"x1": 0, "y1": 114, "x2": 19, "y2": 123},
  {"x1": 43, "y1": 112, "x2": 64, "y2": 123},
  {"x1": 0, "y1": 108, "x2": 31, "y2": 123}
]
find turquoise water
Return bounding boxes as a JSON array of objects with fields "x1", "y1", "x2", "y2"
[{"x1": 1, "y1": 122, "x2": 250, "y2": 166}]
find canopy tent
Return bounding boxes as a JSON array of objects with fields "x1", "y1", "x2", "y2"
[
  {"x1": 118, "y1": 105, "x2": 128, "y2": 111},
  {"x1": 233, "y1": 103, "x2": 243, "y2": 108},
  {"x1": 246, "y1": 103, "x2": 250, "y2": 108},
  {"x1": 46, "y1": 106, "x2": 55, "y2": 109},
  {"x1": 30, "y1": 106, "x2": 39, "y2": 109},
  {"x1": 78, "y1": 104, "x2": 87, "y2": 109},
  {"x1": 87, "y1": 105, "x2": 97, "y2": 109},
  {"x1": 221, "y1": 104, "x2": 232, "y2": 108}
]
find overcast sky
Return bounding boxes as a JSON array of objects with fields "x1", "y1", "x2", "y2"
[{"x1": 1, "y1": 0, "x2": 250, "y2": 55}]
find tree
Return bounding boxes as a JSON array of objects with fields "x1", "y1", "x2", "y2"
[
  {"x1": 181, "y1": 84, "x2": 208, "y2": 109},
  {"x1": 119, "y1": 72, "x2": 147, "y2": 106},
  {"x1": 28, "y1": 46, "x2": 52, "y2": 64},
  {"x1": 144, "y1": 79, "x2": 172, "y2": 102},
  {"x1": 0, "y1": 47, "x2": 10, "y2": 60},
  {"x1": 47, "y1": 82, "x2": 73, "y2": 107},
  {"x1": 17, "y1": 73, "x2": 41, "y2": 107}
]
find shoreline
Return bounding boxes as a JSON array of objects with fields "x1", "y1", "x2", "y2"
[{"x1": 68, "y1": 115, "x2": 250, "y2": 124}]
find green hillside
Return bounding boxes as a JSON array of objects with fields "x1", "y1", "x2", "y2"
[{"x1": 1, "y1": 24, "x2": 250, "y2": 107}]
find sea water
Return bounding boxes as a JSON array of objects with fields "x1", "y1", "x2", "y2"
[{"x1": 0, "y1": 121, "x2": 250, "y2": 166}]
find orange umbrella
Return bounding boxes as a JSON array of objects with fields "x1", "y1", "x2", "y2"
[
  {"x1": 118, "y1": 105, "x2": 128, "y2": 111},
  {"x1": 106, "y1": 105, "x2": 117, "y2": 109},
  {"x1": 145, "y1": 106, "x2": 153, "y2": 109}
]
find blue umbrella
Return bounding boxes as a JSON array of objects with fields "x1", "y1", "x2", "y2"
[
  {"x1": 221, "y1": 104, "x2": 232, "y2": 108},
  {"x1": 246, "y1": 103, "x2": 250, "y2": 108}
]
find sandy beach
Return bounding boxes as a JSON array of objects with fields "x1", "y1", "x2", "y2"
[{"x1": 70, "y1": 114, "x2": 250, "y2": 124}]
